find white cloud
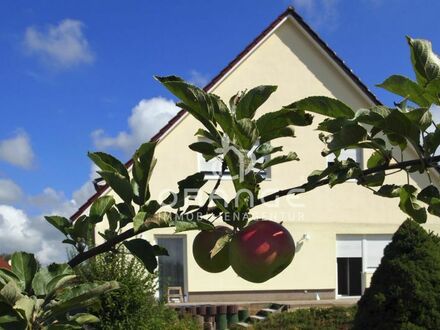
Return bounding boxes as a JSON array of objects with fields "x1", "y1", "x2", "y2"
[
  {"x1": 0, "y1": 163, "x2": 101, "y2": 264},
  {"x1": 0, "y1": 205, "x2": 67, "y2": 264},
  {"x1": 0, "y1": 179, "x2": 23, "y2": 204},
  {"x1": 92, "y1": 97, "x2": 179, "y2": 155},
  {"x1": 28, "y1": 187, "x2": 77, "y2": 217},
  {"x1": 188, "y1": 70, "x2": 209, "y2": 87},
  {"x1": 24, "y1": 19, "x2": 94, "y2": 69},
  {"x1": 0, "y1": 205, "x2": 41, "y2": 252},
  {"x1": 0, "y1": 132, "x2": 35, "y2": 169},
  {"x1": 292, "y1": 0, "x2": 340, "y2": 30},
  {"x1": 28, "y1": 164, "x2": 99, "y2": 218}
]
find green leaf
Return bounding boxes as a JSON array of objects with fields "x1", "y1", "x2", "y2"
[
  {"x1": 44, "y1": 216, "x2": 71, "y2": 236},
  {"x1": 212, "y1": 101, "x2": 234, "y2": 138},
  {"x1": 0, "y1": 281, "x2": 22, "y2": 306},
  {"x1": 189, "y1": 141, "x2": 218, "y2": 160},
  {"x1": 11, "y1": 252, "x2": 37, "y2": 293},
  {"x1": 235, "y1": 85, "x2": 277, "y2": 120},
  {"x1": 260, "y1": 126, "x2": 295, "y2": 144},
  {"x1": 377, "y1": 75, "x2": 431, "y2": 107},
  {"x1": 210, "y1": 234, "x2": 230, "y2": 258},
  {"x1": 355, "y1": 107, "x2": 390, "y2": 126},
  {"x1": 367, "y1": 151, "x2": 388, "y2": 169},
  {"x1": 98, "y1": 170, "x2": 133, "y2": 203},
  {"x1": 68, "y1": 313, "x2": 100, "y2": 325},
  {"x1": 88, "y1": 152, "x2": 129, "y2": 180},
  {"x1": 123, "y1": 239, "x2": 158, "y2": 273},
  {"x1": 361, "y1": 171, "x2": 385, "y2": 187},
  {"x1": 0, "y1": 269, "x2": 21, "y2": 288},
  {"x1": 46, "y1": 322, "x2": 82, "y2": 329},
  {"x1": 0, "y1": 312, "x2": 21, "y2": 325},
  {"x1": 378, "y1": 109, "x2": 420, "y2": 146},
  {"x1": 254, "y1": 143, "x2": 283, "y2": 158},
  {"x1": 307, "y1": 168, "x2": 329, "y2": 184},
  {"x1": 155, "y1": 76, "x2": 220, "y2": 138},
  {"x1": 140, "y1": 200, "x2": 161, "y2": 215},
  {"x1": 106, "y1": 207, "x2": 120, "y2": 232},
  {"x1": 132, "y1": 142, "x2": 157, "y2": 205},
  {"x1": 46, "y1": 274, "x2": 77, "y2": 294},
  {"x1": 324, "y1": 124, "x2": 367, "y2": 153},
  {"x1": 163, "y1": 172, "x2": 206, "y2": 209},
  {"x1": 256, "y1": 108, "x2": 313, "y2": 138},
  {"x1": 89, "y1": 196, "x2": 115, "y2": 223},
  {"x1": 47, "y1": 263, "x2": 72, "y2": 276},
  {"x1": 317, "y1": 118, "x2": 349, "y2": 133},
  {"x1": 417, "y1": 185, "x2": 440, "y2": 218},
  {"x1": 50, "y1": 281, "x2": 119, "y2": 318},
  {"x1": 258, "y1": 152, "x2": 299, "y2": 170},
  {"x1": 424, "y1": 127, "x2": 440, "y2": 154},
  {"x1": 404, "y1": 108, "x2": 432, "y2": 131},
  {"x1": 289, "y1": 96, "x2": 354, "y2": 119},
  {"x1": 212, "y1": 194, "x2": 229, "y2": 214},
  {"x1": 142, "y1": 212, "x2": 174, "y2": 230},
  {"x1": 374, "y1": 185, "x2": 401, "y2": 198},
  {"x1": 68, "y1": 215, "x2": 92, "y2": 245},
  {"x1": 234, "y1": 118, "x2": 259, "y2": 150},
  {"x1": 175, "y1": 217, "x2": 215, "y2": 233},
  {"x1": 418, "y1": 185, "x2": 440, "y2": 203},
  {"x1": 116, "y1": 202, "x2": 135, "y2": 219},
  {"x1": 327, "y1": 161, "x2": 362, "y2": 187},
  {"x1": 13, "y1": 296, "x2": 35, "y2": 324},
  {"x1": 399, "y1": 184, "x2": 427, "y2": 223},
  {"x1": 152, "y1": 245, "x2": 169, "y2": 256},
  {"x1": 194, "y1": 128, "x2": 218, "y2": 142},
  {"x1": 133, "y1": 212, "x2": 147, "y2": 233},
  {"x1": 407, "y1": 37, "x2": 440, "y2": 87},
  {"x1": 31, "y1": 268, "x2": 50, "y2": 296}
]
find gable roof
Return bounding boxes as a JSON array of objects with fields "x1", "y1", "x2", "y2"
[{"x1": 70, "y1": 6, "x2": 381, "y2": 221}]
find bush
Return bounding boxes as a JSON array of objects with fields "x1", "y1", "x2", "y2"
[
  {"x1": 354, "y1": 219, "x2": 440, "y2": 329},
  {"x1": 255, "y1": 306, "x2": 356, "y2": 330},
  {"x1": 76, "y1": 250, "x2": 200, "y2": 330}
]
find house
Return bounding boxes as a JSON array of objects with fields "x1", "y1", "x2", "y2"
[
  {"x1": 0, "y1": 256, "x2": 11, "y2": 270},
  {"x1": 72, "y1": 7, "x2": 440, "y2": 302}
]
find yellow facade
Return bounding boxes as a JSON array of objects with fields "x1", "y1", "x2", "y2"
[{"x1": 92, "y1": 15, "x2": 440, "y2": 301}]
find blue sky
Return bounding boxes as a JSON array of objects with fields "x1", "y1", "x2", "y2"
[{"x1": 1, "y1": 0, "x2": 439, "y2": 262}]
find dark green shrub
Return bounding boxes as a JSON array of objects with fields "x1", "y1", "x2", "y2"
[
  {"x1": 76, "y1": 250, "x2": 200, "y2": 330},
  {"x1": 354, "y1": 219, "x2": 440, "y2": 330},
  {"x1": 255, "y1": 306, "x2": 356, "y2": 330}
]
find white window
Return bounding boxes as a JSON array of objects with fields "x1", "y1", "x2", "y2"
[
  {"x1": 336, "y1": 234, "x2": 392, "y2": 296},
  {"x1": 336, "y1": 234, "x2": 392, "y2": 272},
  {"x1": 197, "y1": 153, "x2": 230, "y2": 179},
  {"x1": 327, "y1": 149, "x2": 362, "y2": 166},
  {"x1": 336, "y1": 235, "x2": 362, "y2": 258},
  {"x1": 365, "y1": 235, "x2": 392, "y2": 270}
]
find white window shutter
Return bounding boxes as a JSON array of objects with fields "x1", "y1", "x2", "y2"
[{"x1": 365, "y1": 235, "x2": 392, "y2": 269}]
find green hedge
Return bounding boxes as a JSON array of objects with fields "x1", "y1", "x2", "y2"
[
  {"x1": 254, "y1": 306, "x2": 356, "y2": 330},
  {"x1": 354, "y1": 219, "x2": 440, "y2": 329},
  {"x1": 76, "y1": 250, "x2": 200, "y2": 330}
]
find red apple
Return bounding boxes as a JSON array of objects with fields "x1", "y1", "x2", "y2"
[
  {"x1": 193, "y1": 226, "x2": 231, "y2": 273},
  {"x1": 229, "y1": 220, "x2": 295, "y2": 283}
]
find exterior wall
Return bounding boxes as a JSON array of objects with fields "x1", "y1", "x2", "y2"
[{"x1": 95, "y1": 18, "x2": 440, "y2": 300}]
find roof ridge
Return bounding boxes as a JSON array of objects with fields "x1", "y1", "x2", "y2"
[{"x1": 70, "y1": 6, "x2": 380, "y2": 220}]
